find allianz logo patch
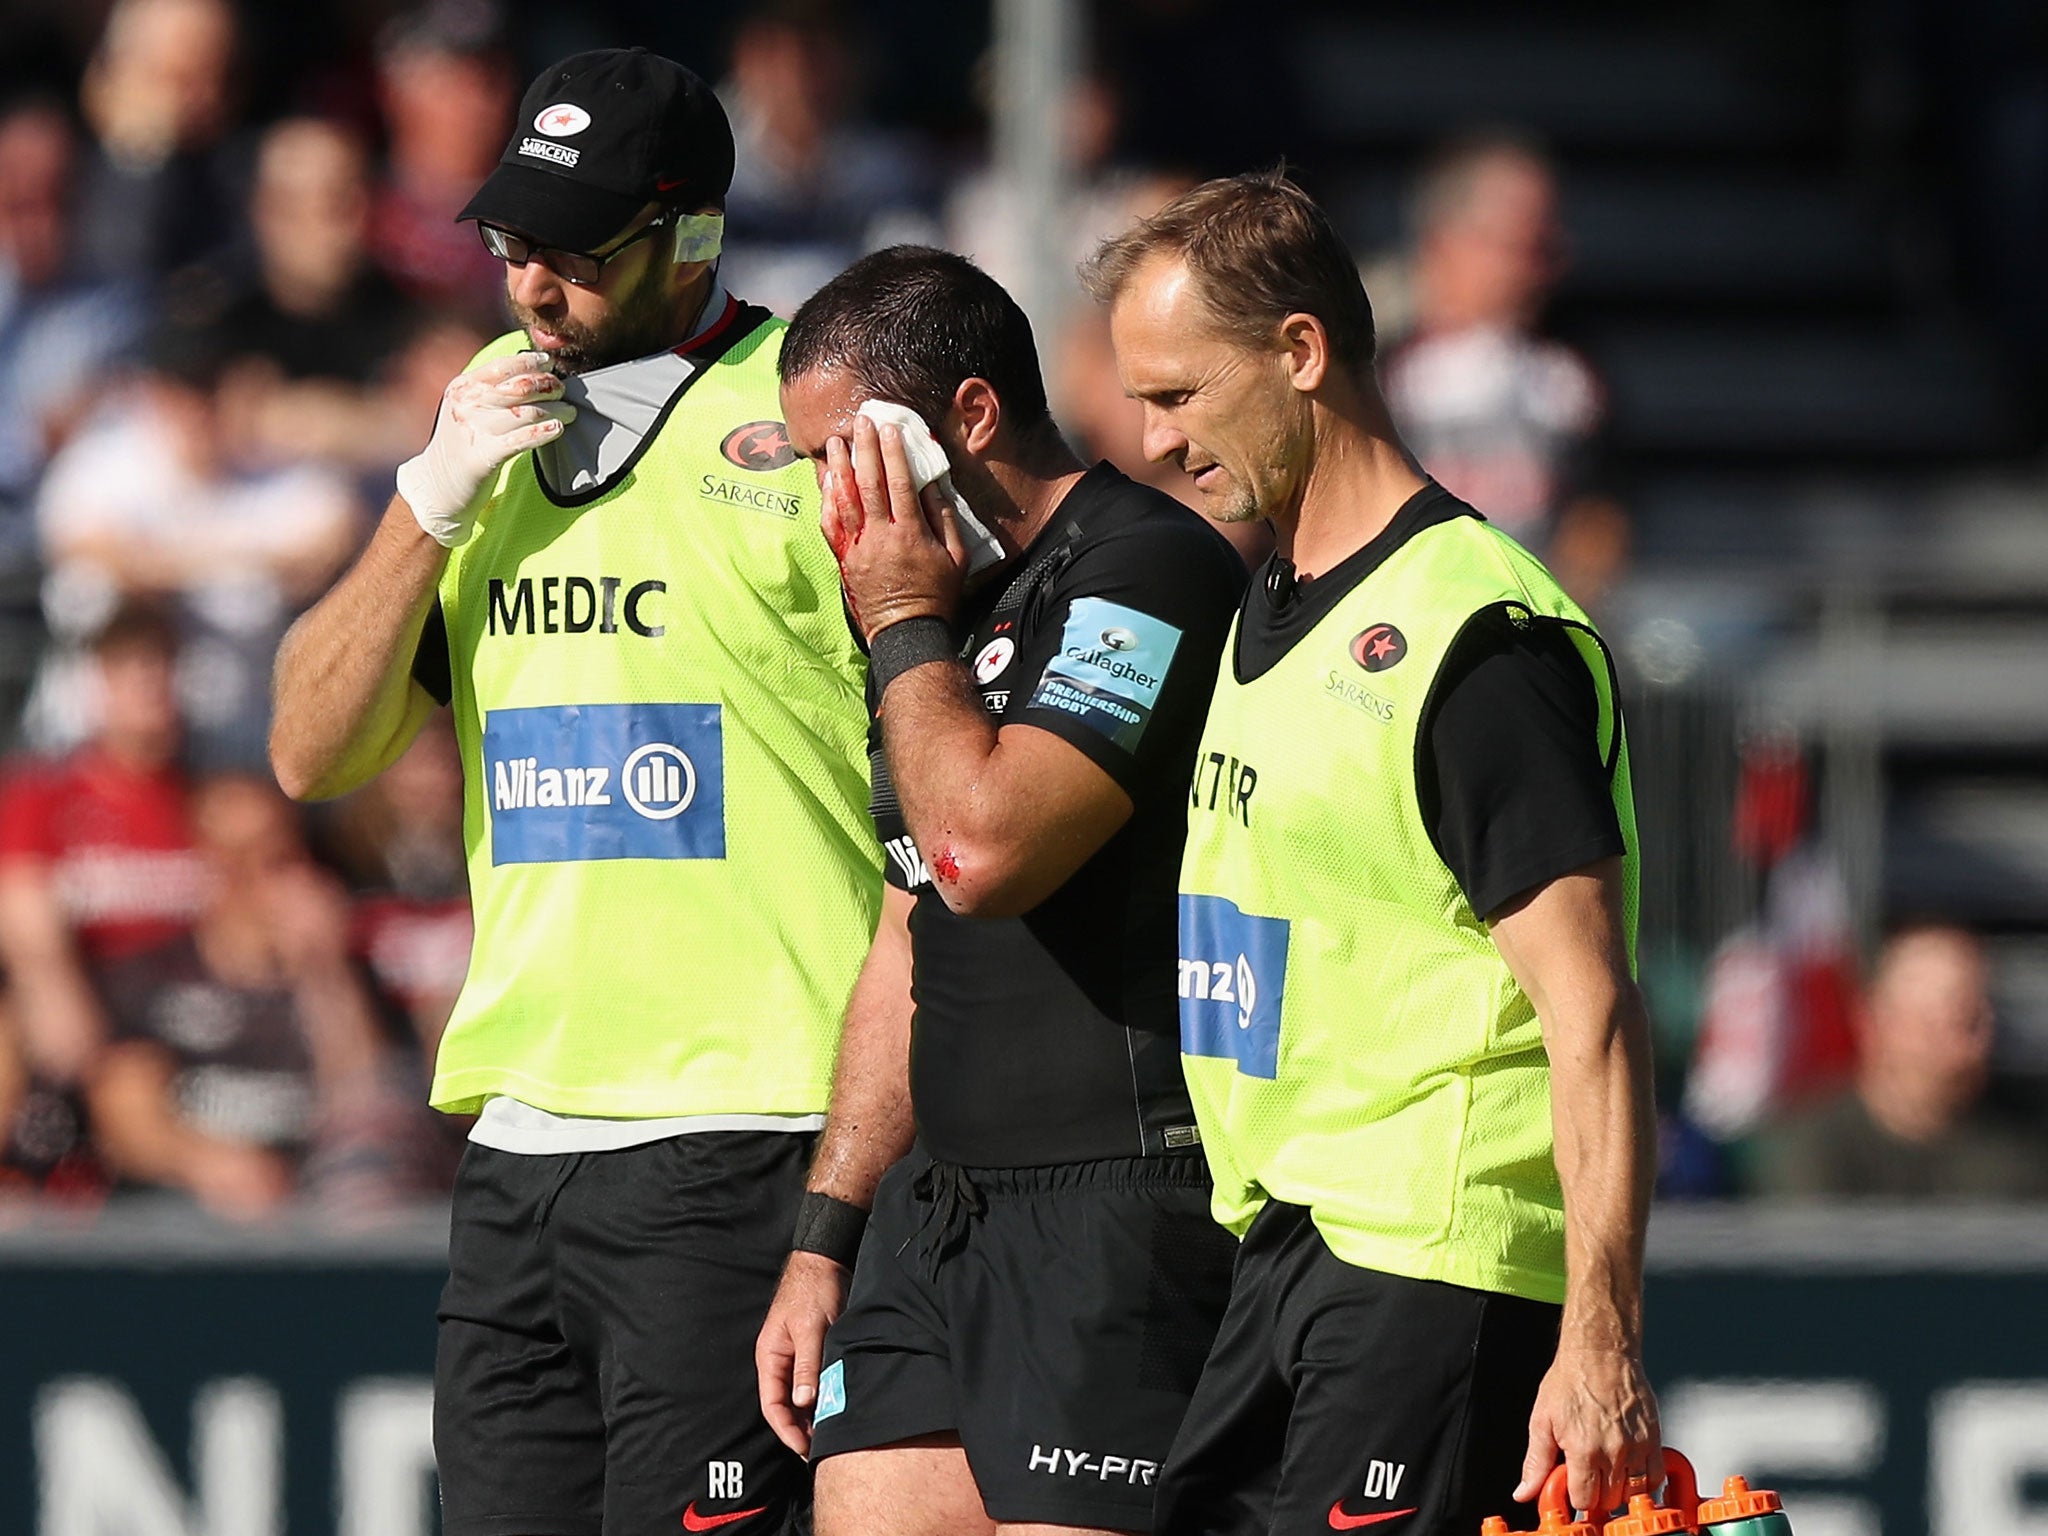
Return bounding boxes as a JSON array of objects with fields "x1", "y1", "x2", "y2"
[
  {"x1": 1179, "y1": 893, "x2": 1289, "y2": 1079},
  {"x1": 483, "y1": 703, "x2": 724, "y2": 865}
]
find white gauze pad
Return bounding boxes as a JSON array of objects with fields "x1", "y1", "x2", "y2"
[{"x1": 855, "y1": 400, "x2": 1006, "y2": 577}]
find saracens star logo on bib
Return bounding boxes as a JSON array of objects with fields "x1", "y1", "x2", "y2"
[
  {"x1": 533, "y1": 103, "x2": 592, "y2": 137},
  {"x1": 1350, "y1": 623, "x2": 1407, "y2": 674},
  {"x1": 720, "y1": 421, "x2": 798, "y2": 471}
]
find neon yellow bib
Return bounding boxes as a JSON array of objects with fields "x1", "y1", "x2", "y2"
[
  {"x1": 429, "y1": 320, "x2": 881, "y2": 1118},
  {"x1": 1178, "y1": 514, "x2": 1636, "y2": 1303}
]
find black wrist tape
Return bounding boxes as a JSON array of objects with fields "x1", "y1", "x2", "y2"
[
  {"x1": 868, "y1": 616, "x2": 955, "y2": 695},
  {"x1": 791, "y1": 1190, "x2": 868, "y2": 1268}
]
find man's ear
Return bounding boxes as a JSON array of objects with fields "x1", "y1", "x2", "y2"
[
  {"x1": 1279, "y1": 312, "x2": 1331, "y2": 394},
  {"x1": 948, "y1": 377, "x2": 1003, "y2": 456}
]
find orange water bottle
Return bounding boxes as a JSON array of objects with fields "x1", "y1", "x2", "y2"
[
  {"x1": 1601, "y1": 1449, "x2": 1700, "y2": 1534},
  {"x1": 1694, "y1": 1475, "x2": 1794, "y2": 1536},
  {"x1": 1477, "y1": 1464, "x2": 1601, "y2": 1536}
]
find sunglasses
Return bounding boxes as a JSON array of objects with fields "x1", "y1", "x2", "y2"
[{"x1": 477, "y1": 213, "x2": 671, "y2": 287}]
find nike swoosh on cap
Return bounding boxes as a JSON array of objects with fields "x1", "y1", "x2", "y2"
[
  {"x1": 1327, "y1": 1505, "x2": 1419, "y2": 1530},
  {"x1": 682, "y1": 1504, "x2": 769, "y2": 1531}
]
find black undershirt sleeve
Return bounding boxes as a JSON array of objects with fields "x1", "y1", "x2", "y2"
[
  {"x1": 412, "y1": 600, "x2": 452, "y2": 707},
  {"x1": 1418, "y1": 607, "x2": 1625, "y2": 921}
]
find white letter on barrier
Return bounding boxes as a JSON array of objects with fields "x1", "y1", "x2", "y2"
[
  {"x1": 1930, "y1": 1382, "x2": 2048, "y2": 1536},
  {"x1": 337, "y1": 1377, "x2": 437, "y2": 1536},
  {"x1": 36, "y1": 1376, "x2": 282, "y2": 1536},
  {"x1": 1663, "y1": 1378, "x2": 1882, "y2": 1536}
]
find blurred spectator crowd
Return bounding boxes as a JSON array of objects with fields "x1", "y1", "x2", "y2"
[
  {"x1": 0, "y1": 0, "x2": 2039, "y2": 1221},
  {"x1": 0, "y1": 602, "x2": 471, "y2": 1220}
]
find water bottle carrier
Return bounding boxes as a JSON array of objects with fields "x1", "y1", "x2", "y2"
[{"x1": 1477, "y1": 1450, "x2": 1792, "y2": 1535}]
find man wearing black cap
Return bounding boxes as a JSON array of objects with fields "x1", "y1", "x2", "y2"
[{"x1": 270, "y1": 48, "x2": 882, "y2": 1536}]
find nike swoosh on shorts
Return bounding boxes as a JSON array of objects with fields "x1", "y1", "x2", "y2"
[{"x1": 1327, "y1": 1505, "x2": 1419, "y2": 1530}]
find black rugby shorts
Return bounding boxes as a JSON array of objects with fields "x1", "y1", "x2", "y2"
[
  {"x1": 808, "y1": 1146, "x2": 1236, "y2": 1532},
  {"x1": 434, "y1": 1133, "x2": 813, "y2": 1536},
  {"x1": 1153, "y1": 1200, "x2": 1561, "y2": 1536}
]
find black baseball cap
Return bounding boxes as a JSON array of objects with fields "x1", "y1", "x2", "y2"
[{"x1": 457, "y1": 47, "x2": 735, "y2": 255}]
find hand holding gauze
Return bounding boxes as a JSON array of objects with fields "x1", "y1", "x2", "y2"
[{"x1": 855, "y1": 400, "x2": 1007, "y2": 577}]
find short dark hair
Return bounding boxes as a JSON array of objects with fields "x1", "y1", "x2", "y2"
[
  {"x1": 779, "y1": 245, "x2": 1055, "y2": 444},
  {"x1": 1080, "y1": 169, "x2": 1375, "y2": 374}
]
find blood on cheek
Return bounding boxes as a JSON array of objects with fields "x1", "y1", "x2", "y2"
[
  {"x1": 931, "y1": 845, "x2": 961, "y2": 883},
  {"x1": 820, "y1": 469, "x2": 865, "y2": 562}
]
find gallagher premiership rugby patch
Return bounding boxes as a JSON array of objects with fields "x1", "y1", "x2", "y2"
[
  {"x1": 1178, "y1": 894, "x2": 1289, "y2": 1079},
  {"x1": 483, "y1": 703, "x2": 724, "y2": 864},
  {"x1": 815, "y1": 1360, "x2": 847, "y2": 1424},
  {"x1": 1027, "y1": 597, "x2": 1182, "y2": 753}
]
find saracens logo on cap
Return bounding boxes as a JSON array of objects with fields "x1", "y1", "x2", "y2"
[{"x1": 533, "y1": 103, "x2": 592, "y2": 137}]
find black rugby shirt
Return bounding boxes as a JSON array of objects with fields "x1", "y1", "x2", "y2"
[{"x1": 870, "y1": 462, "x2": 1247, "y2": 1167}]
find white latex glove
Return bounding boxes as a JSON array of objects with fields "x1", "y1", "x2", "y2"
[{"x1": 396, "y1": 351, "x2": 577, "y2": 547}]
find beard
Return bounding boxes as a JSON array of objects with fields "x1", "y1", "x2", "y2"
[
  {"x1": 1207, "y1": 489, "x2": 1264, "y2": 523},
  {"x1": 1195, "y1": 470, "x2": 1264, "y2": 524},
  {"x1": 510, "y1": 262, "x2": 680, "y2": 376}
]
